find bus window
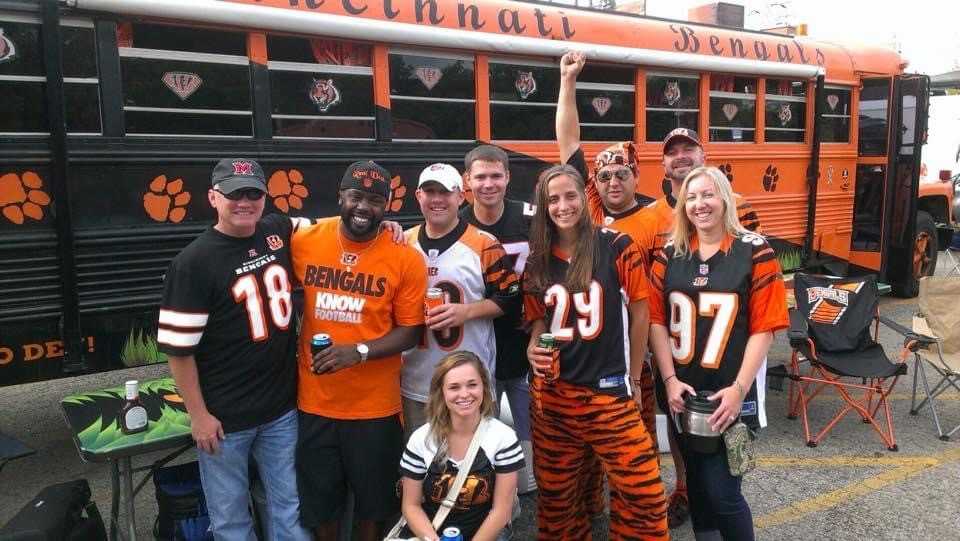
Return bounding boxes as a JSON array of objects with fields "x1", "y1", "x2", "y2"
[
  {"x1": 646, "y1": 71, "x2": 699, "y2": 142},
  {"x1": 389, "y1": 50, "x2": 475, "y2": 141},
  {"x1": 819, "y1": 86, "x2": 851, "y2": 143},
  {"x1": 489, "y1": 58, "x2": 559, "y2": 141},
  {"x1": 858, "y1": 78, "x2": 890, "y2": 156},
  {"x1": 267, "y1": 35, "x2": 375, "y2": 140},
  {"x1": 575, "y1": 64, "x2": 634, "y2": 142},
  {"x1": 709, "y1": 74, "x2": 756, "y2": 142},
  {"x1": 62, "y1": 20, "x2": 101, "y2": 135},
  {"x1": 764, "y1": 78, "x2": 806, "y2": 143},
  {"x1": 118, "y1": 23, "x2": 252, "y2": 137},
  {"x1": 851, "y1": 164, "x2": 885, "y2": 251},
  {"x1": 0, "y1": 16, "x2": 46, "y2": 134}
]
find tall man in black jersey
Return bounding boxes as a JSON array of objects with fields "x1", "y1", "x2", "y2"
[
  {"x1": 158, "y1": 159, "x2": 310, "y2": 541},
  {"x1": 458, "y1": 144, "x2": 537, "y2": 493}
]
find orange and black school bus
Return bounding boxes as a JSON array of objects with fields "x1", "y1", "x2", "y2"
[{"x1": 0, "y1": 0, "x2": 937, "y2": 385}]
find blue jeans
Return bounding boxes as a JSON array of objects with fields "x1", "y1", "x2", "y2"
[
  {"x1": 682, "y1": 446, "x2": 755, "y2": 541},
  {"x1": 496, "y1": 376, "x2": 531, "y2": 440},
  {"x1": 197, "y1": 409, "x2": 311, "y2": 541}
]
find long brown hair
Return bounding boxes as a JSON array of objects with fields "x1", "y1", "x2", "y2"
[
  {"x1": 670, "y1": 166, "x2": 752, "y2": 258},
  {"x1": 526, "y1": 164, "x2": 597, "y2": 294},
  {"x1": 426, "y1": 351, "x2": 495, "y2": 461}
]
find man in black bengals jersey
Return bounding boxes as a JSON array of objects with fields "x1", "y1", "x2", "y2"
[
  {"x1": 157, "y1": 158, "x2": 311, "y2": 541},
  {"x1": 459, "y1": 144, "x2": 537, "y2": 494}
]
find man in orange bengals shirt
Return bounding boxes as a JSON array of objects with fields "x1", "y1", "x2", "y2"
[{"x1": 291, "y1": 160, "x2": 427, "y2": 541}]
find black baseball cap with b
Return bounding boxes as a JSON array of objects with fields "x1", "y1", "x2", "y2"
[{"x1": 211, "y1": 158, "x2": 267, "y2": 194}]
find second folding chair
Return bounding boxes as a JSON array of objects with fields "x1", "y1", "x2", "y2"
[
  {"x1": 906, "y1": 276, "x2": 960, "y2": 441},
  {"x1": 786, "y1": 273, "x2": 909, "y2": 451}
]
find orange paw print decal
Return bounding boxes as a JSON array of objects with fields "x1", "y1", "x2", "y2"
[
  {"x1": 268, "y1": 169, "x2": 309, "y2": 213},
  {"x1": 0, "y1": 171, "x2": 51, "y2": 225},
  {"x1": 144, "y1": 175, "x2": 191, "y2": 223},
  {"x1": 387, "y1": 175, "x2": 407, "y2": 213}
]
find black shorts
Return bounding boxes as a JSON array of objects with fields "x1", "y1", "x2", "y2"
[{"x1": 296, "y1": 412, "x2": 403, "y2": 526}]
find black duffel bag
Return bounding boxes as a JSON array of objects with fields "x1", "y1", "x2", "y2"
[
  {"x1": 0, "y1": 479, "x2": 106, "y2": 541},
  {"x1": 153, "y1": 461, "x2": 212, "y2": 541}
]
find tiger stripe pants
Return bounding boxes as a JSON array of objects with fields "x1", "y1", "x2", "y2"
[
  {"x1": 579, "y1": 360, "x2": 660, "y2": 517},
  {"x1": 531, "y1": 378, "x2": 668, "y2": 540}
]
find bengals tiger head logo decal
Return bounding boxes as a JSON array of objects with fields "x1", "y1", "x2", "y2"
[
  {"x1": 806, "y1": 282, "x2": 865, "y2": 325},
  {"x1": 663, "y1": 80, "x2": 681, "y2": 106},
  {"x1": 310, "y1": 78, "x2": 341, "y2": 113},
  {"x1": 515, "y1": 71, "x2": 537, "y2": 100},
  {"x1": 777, "y1": 103, "x2": 793, "y2": 126},
  {"x1": 0, "y1": 28, "x2": 16, "y2": 64}
]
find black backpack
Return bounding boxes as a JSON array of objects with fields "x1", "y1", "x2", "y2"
[{"x1": 0, "y1": 479, "x2": 106, "y2": 541}]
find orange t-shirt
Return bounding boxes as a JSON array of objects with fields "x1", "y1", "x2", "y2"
[{"x1": 292, "y1": 218, "x2": 427, "y2": 419}]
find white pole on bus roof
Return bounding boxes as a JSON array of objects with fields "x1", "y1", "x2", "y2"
[{"x1": 64, "y1": 0, "x2": 824, "y2": 79}]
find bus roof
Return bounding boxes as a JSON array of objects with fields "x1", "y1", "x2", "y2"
[{"x1": 66, "y1": 0, "x2": 905, "y2": 84}]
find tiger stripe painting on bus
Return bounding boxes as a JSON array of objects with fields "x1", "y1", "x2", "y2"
[{"x1": 0, "y1": 1, "x2": 936, "y2": 404}]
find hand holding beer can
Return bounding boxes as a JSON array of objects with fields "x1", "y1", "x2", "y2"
[
  {"x1": 310, "y1": 333, "x2": 332, "y2": 374},
  {"x1": 538, "y1": 333, "x2": 559, "y2": 382},
  {"x1": 424, "y1": 287, "x2": 444, "y2": 319}
]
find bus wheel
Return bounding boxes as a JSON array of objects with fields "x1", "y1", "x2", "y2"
[{"x1": 894, "y1": 210, "x2": 938, "y2": 297}]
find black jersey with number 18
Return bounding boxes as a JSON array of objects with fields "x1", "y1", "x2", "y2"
[
  {"x1": 523, "y1": 228, "x2": 649, "y2": 397},
  {"x1": 157, "y1": 214, "x2": 297, "y2": 433}
]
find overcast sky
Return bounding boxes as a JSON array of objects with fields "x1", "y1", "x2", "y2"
[{"x1": 640, "y1": 0, "x2": 958, "y2": 75}]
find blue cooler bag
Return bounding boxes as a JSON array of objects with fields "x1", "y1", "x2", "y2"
[{"x1": 153, "y1": 461, "x2": 213, "y2": 541}]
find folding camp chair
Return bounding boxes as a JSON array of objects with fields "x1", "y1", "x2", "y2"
[
  {"x1": 905, "y1": 277, "x2": 960, "y2": 440},
  {"x1": 786, "y1": 273, "x2": 908, "y2": 451},
  {"x1": 944, "y1": 244, "x2": 960, "y2": 277}
]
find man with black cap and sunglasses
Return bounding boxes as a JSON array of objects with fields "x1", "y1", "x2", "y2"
[
  {"x1": 291, "y1": 160, "x2": 427, "y2": 541},
  {"x1": 158, "y1": 158, "x2": 311, "y2": 540}
]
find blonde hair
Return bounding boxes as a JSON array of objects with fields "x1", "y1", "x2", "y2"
[
  {"x1": 526, "y1": 164, "x2": 597, "y2": 294},
  {"x1": 426, "y1": 351, "x2": 495, "y2": 462},
  {"x1": 670, "y1": 166, "x2": 752, "y2": 258}
]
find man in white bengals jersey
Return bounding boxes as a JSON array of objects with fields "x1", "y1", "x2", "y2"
[
  {"x1": 459, "y1": 144, "x2": 538, "y2": 493},
  {"x1": 158, "y1": 158, "x2": 310, "y2": 541},
  {"x1": 402, "y1": 163, "x2": 520, "y2": 437}
]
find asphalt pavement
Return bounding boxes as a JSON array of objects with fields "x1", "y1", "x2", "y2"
[{"x1": 2, "y1": 258, "x2": 959, "y2": 540}]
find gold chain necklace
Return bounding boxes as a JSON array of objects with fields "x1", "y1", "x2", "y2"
[{"x1": 337, "y1": 226, "x2": 378, "y2": 272}]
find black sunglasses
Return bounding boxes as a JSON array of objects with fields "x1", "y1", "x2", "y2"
[
  {"x1": 596, "y1": 168, "x2": 633, "y2": 183},
  {"x1": 217, "y1": 188, "x2": 265, "y2": 201}
]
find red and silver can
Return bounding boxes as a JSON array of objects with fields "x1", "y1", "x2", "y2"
[
  {"x1": 424, "y1": 287, "x2": 444, "y2": 318},
  {"x1": 538, "y1": 333, "x2": 559, "y2": 382}
]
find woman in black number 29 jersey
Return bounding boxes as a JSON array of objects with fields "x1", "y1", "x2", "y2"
[{"x1": 522, "y1": 164, "x2": 668, "y2": 540}]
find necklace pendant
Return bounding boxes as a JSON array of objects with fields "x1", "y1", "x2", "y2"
[{"x1": 341, "y1": 252, "x2": 359, "y2": 269}]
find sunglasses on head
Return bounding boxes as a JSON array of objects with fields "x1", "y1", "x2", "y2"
[
  {"x1": 217, "y1": 188, "x2": 265, "y2": 201},
  {"x1": 596, "y1": 168, "x2": 633, "y2": 183}
]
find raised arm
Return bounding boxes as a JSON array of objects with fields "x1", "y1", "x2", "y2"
[{"x1": 557, "y1": 51, "x2": 586, "y2": 165}]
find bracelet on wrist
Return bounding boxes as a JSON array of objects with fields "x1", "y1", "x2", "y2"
[
  {"x1": 663, "y1": 374, "x2": 677, "y2": 384},
  {"x1": 734, "y1": 379, "x2": 745, "y2": 398}
]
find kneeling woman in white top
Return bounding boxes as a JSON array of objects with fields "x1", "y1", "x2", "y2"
[{"x1": 399, "y1": 351, "x2": 524, "y2": 541}]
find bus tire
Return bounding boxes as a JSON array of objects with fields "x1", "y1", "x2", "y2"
[{"x1": 893, "y1": 210, "x2": 938, "y2": 298}]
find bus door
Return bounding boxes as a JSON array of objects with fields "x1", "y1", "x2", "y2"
[
  {"x1": 848, "y1": 74, "x2": 929, "y2": 296},
  {"x1": 882, "y1": 74, "x2": 930, "y2": 297}
]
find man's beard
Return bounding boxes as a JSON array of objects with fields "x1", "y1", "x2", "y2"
[{"x1": 341, "y1": 209, "x2": 380, "y2": 238}]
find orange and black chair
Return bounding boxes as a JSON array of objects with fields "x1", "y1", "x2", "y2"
[{"x1": 786, "y1": 273, "x2": 908, "y2": 451}]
